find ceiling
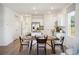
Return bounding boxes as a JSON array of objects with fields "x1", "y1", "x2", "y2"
[{"x1": 2, "y1": 3, "x2": 70, "y2": 15}]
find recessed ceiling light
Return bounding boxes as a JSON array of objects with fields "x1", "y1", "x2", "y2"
[
  {"x1": 50, "y1": 7, "x2": 54, "y2": 10},
  {"x1": 33, "y1": 7, "x2": 36, "y2": 10}
]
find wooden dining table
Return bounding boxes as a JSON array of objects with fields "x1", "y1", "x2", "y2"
[{"x1": 23, "y1": 35, "x2": 56, "y2": 54}]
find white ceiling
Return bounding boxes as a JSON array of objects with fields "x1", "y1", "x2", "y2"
[{"x1": 2, "y1": 3, "x2": 70, "y2": 15}]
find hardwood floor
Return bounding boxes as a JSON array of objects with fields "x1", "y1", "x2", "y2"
[{"x1": 0, "y1": 39, "x2": 64, "y2": 55}]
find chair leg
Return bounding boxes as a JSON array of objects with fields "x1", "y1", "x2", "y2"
[
  {"x1": 19, "y1": 45, "x2": 23, "y2": 52},
  {"x1": 37, "y1": 43, "x2": 39, "y2": 55},
  {"x1": 44, "y1": 44, "x2": 46, "y2": 55},
  {"x1": 51, "y1": 40, "x2": 55, "y2": 54},
  {"x1": 53, "y1": 44, "x2": 56, "y2": 54},
  {"x1": 61, "y1": 45, "x2": 64, "y2": 52},
  {"x1": 29, "y1": 40, "x2": 33, "y2": 54},
  {"x1": 28, "y1": 42, "x2": 29, "y2": 47}
]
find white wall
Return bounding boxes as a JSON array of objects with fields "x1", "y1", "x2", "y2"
[
  {"x1": 0, "y1": 4, "x2": 4, "y2": 45},
  {"x1": 32, "y1": 15, "x2": 44, "y2": 26},
  {"x1": 3, "y1": 7, "x2": 21, "y2": 46},
  {"x1": 0, "y1": 5, "x2": 21, "y2": 46}
]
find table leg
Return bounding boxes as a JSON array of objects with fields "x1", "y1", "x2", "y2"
[
  {"x1": 37, "y1": 43, "x2": 38, "y2": 55},
  {"x1": 29, "y1": 40, "x2": 33, "y2": 54},
  {"x1": 51, "y1": 40, "x2": 55, "y2": 54}
]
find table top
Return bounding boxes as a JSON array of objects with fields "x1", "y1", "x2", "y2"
[{"x1": 23, "y1": 35, "x2": 56, "y2": 41}]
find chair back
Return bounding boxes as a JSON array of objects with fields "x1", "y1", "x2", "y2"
[
  {"x1": 61, "y1": 37, "x2": 64, "y2": 44},
  {"x1": 35, "y1": 35, "x2": 48, "y2": 43},
  {"x1": 54, "y1": 36, "x2": 64, "y2": 45}
]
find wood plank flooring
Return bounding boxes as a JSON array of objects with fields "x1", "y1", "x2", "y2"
[{"x1": 0, "y1": 39, "x2": 64, "y2": 55}]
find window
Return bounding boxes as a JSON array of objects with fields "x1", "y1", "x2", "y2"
[{"x1": 68, "y1": 11, "x2": 75, "y2": 38}]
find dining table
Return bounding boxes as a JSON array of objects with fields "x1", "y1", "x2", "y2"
[{"x1": 23, "y1": 35, "x2": 56, "y2": 54}]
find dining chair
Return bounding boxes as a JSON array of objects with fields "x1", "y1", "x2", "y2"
[
  {"x1": 53, "y1": 36, "x2": 64, "y2": 53},
  {"x1": 35, "y1": 35, "x2": 48, "y2": 55},
  {"x1": 19, "y1": 36, "x2": 29, "y2": 52}
]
